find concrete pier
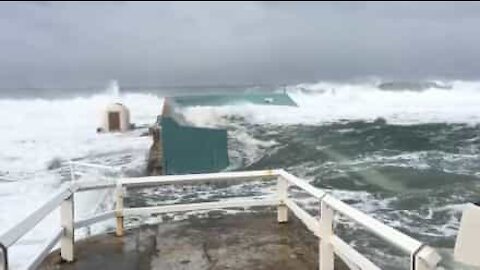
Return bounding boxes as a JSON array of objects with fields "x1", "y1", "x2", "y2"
[{"x1": 40, "y1": 211, "x2": 348, "y2": 270}]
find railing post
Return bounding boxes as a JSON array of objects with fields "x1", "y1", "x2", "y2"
[
  {"x1": 277, "y1": 176, "x2": 288, "y2": 223},
  {"x1": 319, "y1": 200, "x2": 334, "y2": 270},
  {"x1": 0, "y1": 242, "x2": 7, "y2": 270},
  {"x1": 411, "y1": 245, "x2": 441, "y2": 270},
  {"x1": 69, "y1": 161, "x2": 75, "y2": 182},
  {"x1": 60, "y1": 193, "x2": 74, "y2": 262},
  {"x1": 115, "y1": 183, "x2": 125, "y2": 237}
]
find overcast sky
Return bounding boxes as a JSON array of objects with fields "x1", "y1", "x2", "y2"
[{"x1": 1, "y1": 1, "x2": 480, "y2": 88}]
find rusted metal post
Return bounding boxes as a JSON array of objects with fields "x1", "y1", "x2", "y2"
[
  {"x1": 60, "y1": 194, "x2": 74, "y2": 262},
  {"x1": 115, "y1": 183, "x2": 124, "y2": 237}
]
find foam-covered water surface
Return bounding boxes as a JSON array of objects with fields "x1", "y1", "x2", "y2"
[
  {"x1": 0, "y1": 85, "x2": 163, "y2": 268},
  {"x1": 3, "y1": 80, "x2": 480, "y2": 268},
  {"x1": 179, "y1": 81, "x2": 480, "y2": 269}
]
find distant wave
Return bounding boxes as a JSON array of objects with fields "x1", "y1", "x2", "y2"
[{"x1": 181, "y1": 80, "x2": 480, "y2": 126}]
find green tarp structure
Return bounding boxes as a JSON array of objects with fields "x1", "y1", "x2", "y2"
[
  {"x1": 159, "y1": 92, "x2": 297, "y2": 175},
  {"x1": 160, "y1": 117, "x2": 229, "y2": 175}
]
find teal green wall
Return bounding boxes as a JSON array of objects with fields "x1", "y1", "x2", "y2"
[
  {"x1": 159, "y1": 93, "x2": 295, "y2": 175},
  {"x1": 161, "y1": 117, "x2": 229, "y2": 175}
]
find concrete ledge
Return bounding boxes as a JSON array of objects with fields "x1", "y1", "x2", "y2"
[{"x1": 41, "y1": 210, "x2": 348, "y2": 270}]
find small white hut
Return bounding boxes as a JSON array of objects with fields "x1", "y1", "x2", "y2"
[{"x1": 100, "y1": 103, "x2": 131, "y2": 132}]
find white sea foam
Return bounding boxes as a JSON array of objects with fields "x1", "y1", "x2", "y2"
[
  {"x1": 0, "y1": 88, "x2": 163, "y2": 268},
  {"x1": 2, "y1": 80, "x2": 480, "y2": 267},
  {"x1": 182, "y1": 80, "x2": 480, "y2": 126}
]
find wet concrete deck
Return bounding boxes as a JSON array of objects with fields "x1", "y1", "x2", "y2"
[{"x1": 41, "y1": 210, "x2": 347, "y2": 270}]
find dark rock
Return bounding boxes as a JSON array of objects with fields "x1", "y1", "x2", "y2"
[
  {"x1": 47, "y1": 158, "x2": 63, "y2": 170},
  {"x1": 147, "y1": 126, "x2": 163, "y2": 176}
]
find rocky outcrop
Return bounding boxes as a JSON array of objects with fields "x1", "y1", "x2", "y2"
[{"x1": 147, "y1": 126, "x2": 163, "y2": 176}]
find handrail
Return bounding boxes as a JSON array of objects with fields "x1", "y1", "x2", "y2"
[
  {"x1": 277, "y1": 170, "x2": 441, "y2": 269},
  {"x1": 0, "y1": 162, "x2": 118, "y2": 270},
  {"x1": 0, "y1": 169, "x2": 442, "y2": 270},
  {"x1": 74, "y1": 211, "x2": 116, "y2": 229},
  {"x1": 119, "y1": 169, "x2": 279, "y2": 187},
  {"x1": 278, "y1": 170, "x2": 326, "y2": 199},
  {"x1": 284, "y1": 198, "x2": 320, "y2": 236},
  {"x1": 24, "y1": 228, "x2": 64, "y2": 270},
  {"x1": 74, "y1": 179, "x2": 117, "y2": 191},
  {"x1": 0, "y1": 185, "x2": 73, "y2": 248},
  {"x1": 324, "y1": 194, "x2": 422, "y2": 254},
  {"x1": 330, "y1": 235, "x2": 381, "y2": 270},
  {"x1": 280, "y1": 169, "x2": 422, "y2": 253},
  {"x1": 123, "y1": 198, "x2": 277, "y2": 216},
  {"x1": 68, "y1": 161, "x2": 121, "y2": 172}
]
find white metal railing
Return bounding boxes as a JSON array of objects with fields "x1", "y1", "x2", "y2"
[
  {"x1": 68, "y1": 161, "x2": 122, "y2": 180},
  {"x1": 0, "y1": 168, "x2": 442, "y2": 270}
]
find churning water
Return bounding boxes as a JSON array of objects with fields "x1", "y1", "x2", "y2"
[{"x1": 2, "y1": 80, "x2": 480, "y2": 269}]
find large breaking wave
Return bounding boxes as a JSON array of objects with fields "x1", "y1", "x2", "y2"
[{"x1": 182, "y1": 80, "x2": 480, "y2": 126}]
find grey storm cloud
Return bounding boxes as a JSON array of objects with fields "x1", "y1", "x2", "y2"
[{"x1": 1, "y1": 1, "x2": 480, "y2": 88}]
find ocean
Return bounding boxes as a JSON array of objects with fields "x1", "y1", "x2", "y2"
[{"x1": 1, "y1": 80, "x2": 480, "y2": 269}]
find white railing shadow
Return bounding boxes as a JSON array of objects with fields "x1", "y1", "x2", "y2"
[{"x1": 0, "y1": 168, "x2": 441, "y2": 270}]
